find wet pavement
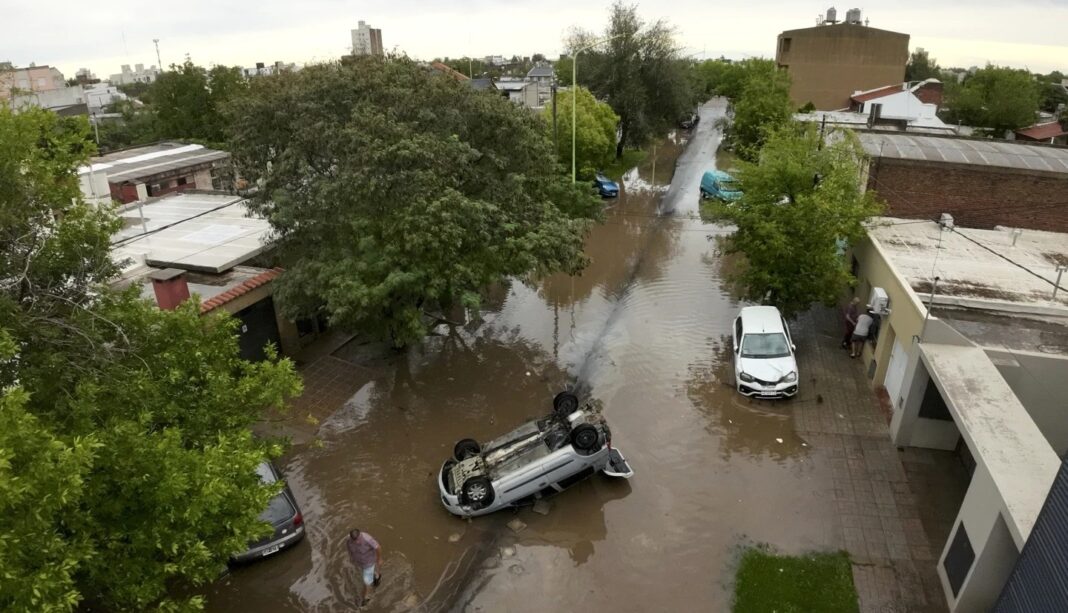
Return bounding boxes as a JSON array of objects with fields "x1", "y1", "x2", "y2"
[{"x1": 203, "y1": 99, "x2": 955, "y2": 612}]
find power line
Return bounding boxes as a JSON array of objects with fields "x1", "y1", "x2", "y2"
[{"x1": 948, "y1": 225, "x2": 1066, "y2": 292}]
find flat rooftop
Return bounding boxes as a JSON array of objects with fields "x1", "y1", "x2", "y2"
[
  {"x1": 920, "y1": 343, "x2": 1061, "y2": 547},
  {"x1": 87, "y1": 142, "x2": 230, "y2": 183},
  {"x1": 932, "y1": 306, "x2": 1068, "y2": 356},
  {"x1": 868, "y1": 218, "x2": 1068, "y2": 315},
  {"x1": 797, "y1": 112, "x2": 956, "y2": 135},
  {"x1": 857, "y1": 132, "x2": 1068, "y2": 174},
  {"x1": 112, "y1": 193, "x2": 270, "y2": 274}
]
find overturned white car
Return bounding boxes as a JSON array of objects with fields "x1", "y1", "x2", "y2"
[{"x1": 438, "y1": 392, "x2": 633, "y2": 517}]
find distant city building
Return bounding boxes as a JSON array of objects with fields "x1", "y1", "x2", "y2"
[
  {"x1": 351, "y1": 20, "x2": 383, "y2": 56},
  {"x1": 83, "y1": 83, "x2": 128, "y2": 114},
  {"x1": 484, "y1": 55, "x2": 506, "y2": 66},
  {"x1": 108, "y1": 63, "x2": 160, "y2": 86},
  {"x1": 0, "y1": 62, "x2": 66, "y2": 100},
  {"x1": 241, "y1": 61, "x2": 297, "y2": 78},
  {"x1": 525, "y1": 65, "x2": 554, "y2": 107},
  {"x1": 775, "y1": 8, "x2": 909, "y2": 110}
]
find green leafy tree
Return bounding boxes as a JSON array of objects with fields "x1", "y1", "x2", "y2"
[
  {"x1": 543, "y1": 86, "x2": 619, "y2": 178},
  {"x1": 569, "y1": 2, "x2": 694, "y2": 157},
  {"x1": 945, "y1": 64, "x2": 1039, "y2": 134},
  {"x1": 905, "y1": 48, "x2": 941, "y2": 82},
  {"x1": 226, "y1": 57, "x2": 599, "y2": 346},
  {"x1": 706, "y1": 124, "x2": 883, "y2": 317},
  {"x1": 727, "y1": 66, "x2": 793, "y2": 162},
  {"x1": 0, "y1": 106, "x2": 301, "y2": 611},
  {"x1": 151, "y1": 60, "x2": 248, "y2": 146},
  {"x1": 96, "y1": 99, "x2": 161, "y2": 151}
]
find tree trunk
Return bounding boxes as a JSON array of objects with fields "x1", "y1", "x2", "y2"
[{"x1": 616, "y1": 119, "x2": 628, "y2": 159}]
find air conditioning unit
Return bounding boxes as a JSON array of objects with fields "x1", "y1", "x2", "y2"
[{"x1": 868, "y1": 287, "x2": 889, "y2": 315}]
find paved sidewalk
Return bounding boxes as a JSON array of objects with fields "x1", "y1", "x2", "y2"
[{"x1": 790, "y1": 307, "x2": 958, "y2": 613}]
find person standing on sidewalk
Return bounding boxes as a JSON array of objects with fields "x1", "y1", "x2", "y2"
[
  {"x1": 347, "y1": 529, "x2": 382, "y2": 606},
  {"x1": 851, "y1": 309, "x2": 875, "y2": 358},
  {"x1": 841, "y1": 297, "x2": 860, "y2": 349}
]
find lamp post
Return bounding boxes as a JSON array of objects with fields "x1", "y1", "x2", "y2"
[{"x1": 571, "y1": 34, "x2": 625, "y2": 183}]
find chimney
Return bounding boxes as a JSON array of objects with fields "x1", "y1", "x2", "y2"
[{"x1": 149, "y1": 268, "x2": 191, "y2": 310}]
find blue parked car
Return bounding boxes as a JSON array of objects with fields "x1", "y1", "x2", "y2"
[
  {"x1": 593, "y1": 172, "x2": 619, "y2": 198},
  {"x1": 700, "y1": 170, "x2": 742, "y2": 202}
]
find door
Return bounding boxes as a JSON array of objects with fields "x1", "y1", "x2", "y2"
[
  {"x1": 883, "y1": 337, "x2": 908, "y2": 410},
  {"x1": 235, "y1": 297, "x2": 282, "y2": 362}
]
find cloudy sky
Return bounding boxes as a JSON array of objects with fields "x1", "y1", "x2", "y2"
[{"x1": 4, "y1": 0, "x2": 1066, "y2": 77}]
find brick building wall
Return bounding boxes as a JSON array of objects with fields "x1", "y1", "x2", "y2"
[{"x1": 866, "y1": 158, "x2": 1068, "y2": 232}]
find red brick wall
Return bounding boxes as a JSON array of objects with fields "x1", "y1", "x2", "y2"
[
  {"x1": 867, "y1": 159, "x2": 1068, "y2": 232},
  {"x1": 110, "y1": 182, "x2": 140, "y2": 204},
  {"x1": 913, "y1": 81, "x2": 943, "y2": 109}
]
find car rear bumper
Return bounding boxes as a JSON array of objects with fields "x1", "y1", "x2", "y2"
[
  {"x1": 737, "y1": 383, "x2": 798, "y2": 399},
  {"x1": 231, "y1": 525, "x2": 305, "y2": 564}
]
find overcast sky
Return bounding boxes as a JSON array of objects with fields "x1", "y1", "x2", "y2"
[{"x1": 4, "y1": 1, "x2": 1066, "y2": 78}]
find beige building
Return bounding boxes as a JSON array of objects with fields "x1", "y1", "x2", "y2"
[
  {"x1": 850, "y1": 217, "x2": 1068, "y2": 612},
  {"x1": 775, "y1": 19, "x2": 909, "y2": 110},
  {"x1": 0, "y1": 63, "x2": 66, "y2": 100},
  {"x1": 351, "y1": 20, "x2": 383, "y2": 56}
]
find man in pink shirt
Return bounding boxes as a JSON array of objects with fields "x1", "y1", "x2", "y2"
[{"x1": 347, "y1": 529, "x2": 382, "y2": 606}]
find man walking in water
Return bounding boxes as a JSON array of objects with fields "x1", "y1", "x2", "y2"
[{"x1": 347, "y1": 529, "x2": 382, "y2": 606}]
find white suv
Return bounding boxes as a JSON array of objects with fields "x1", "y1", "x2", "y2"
[{"x1": 732, "y1": 306, "x2": 798, "y2": 399}]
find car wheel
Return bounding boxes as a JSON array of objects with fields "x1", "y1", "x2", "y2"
[
  {"x1": 553, "y1": 391, "x2": 579, "y2": 418},
  {"x1": 453, "y1": 438, "x2": 481, "y2": 461},
  {"x1": 571, "y1": 423, "x2": 600, "y2": 451},
  {"x1": 461, "y1": 476, "x2": 495, "y2": 508}
]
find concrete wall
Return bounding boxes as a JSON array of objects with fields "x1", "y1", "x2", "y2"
[
  {"x1": 858, "y1": 91, "x2": 939, "y2": 119},
  {"x1": 867, "y1": 158, "x2": 1068, "y2": 233},
  {"x1": 989, "y1": 349, "x2": 1068, "y2": 456},
  {"x1": 193, "y1": 168, "x2": 214, "y2": 190},
  {"x1": 940, "y1": 464, "x2": 1021, "y2": 612},
  {"x1": 775, "y1": 23, "x2": 909, "y2": 110}
]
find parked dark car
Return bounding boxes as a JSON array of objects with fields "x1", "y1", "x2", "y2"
[
  {"x1": 593, "y1": 172, "x2": 620, "y2": 198},
  {"x1": 679, "y1": 111, "x2": 699, "y2": 130},
  {"x1": 231, "y1": 462, "x2": 305, "y2": 564}
]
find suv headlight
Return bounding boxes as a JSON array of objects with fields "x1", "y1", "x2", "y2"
[
  {"x1": 783, "y1": 371, "x2": 797, "y2": 383},
  {"x1": 739, "y1": 372, "x2": 754, "y2": 383}
]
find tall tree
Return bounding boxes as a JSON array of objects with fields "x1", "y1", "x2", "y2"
[
  {"x1": 0, "y1": 107, "x2": 301, "y2": 611},
  {"x1": 727, "y1": 65, "x2": 794, "y2": 162},
  {"x1": 226, "y1": 57, "x2": 599, "y2": 346},
  {"x1": 569, "y1": 2, "x2": 693, "y2": 157},
  {"x1": 543, "y1": 86, "x2": 619, "y2": 179},
  {"x1": 151, "y1": 60, "x2": 248, "y2": 146},
  {"x1": 905, "y1": 48, "x2": 941, "y2": 82},
  {"x1": 705, "y1": 124, "x2": 883, "y2": 317},
  {"x1": 945, "y1": 64, "x2": 1040, "y2": 134}
]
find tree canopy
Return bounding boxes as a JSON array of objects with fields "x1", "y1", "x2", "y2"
[
  {"x1": 945, "y1": 64, "x2": 1040, "y2": 134},
  {"x1": 225, "y1": 56, "x2": 599, "y2": 346},
  {"x1": 705, "y1": 124, "x2": 883, "y2": 317},
  {"x1": 568, "y1": 1, "x2": 694, "y2": 157},
  {"x1": 152, "y1": 61, "x2": 248, "y2": 147},
  {"x1": 543, "y1": 86, "x2": 619, "y2": 179},
  {"x1": 726, "y1": 62, "x2": 794, "y2": 162},
  {"x1": 905, "y1": 48, "x2": 941, "y2": 82},
  {"x1": 0, "y1": 106, "x2": 301, "y2": 611}
]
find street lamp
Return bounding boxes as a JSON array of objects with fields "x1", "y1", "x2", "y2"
[{"x1": 571, "y1": 34, "x2": 625, "y2": 182}]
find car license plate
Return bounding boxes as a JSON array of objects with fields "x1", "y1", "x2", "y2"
[{"x1": 261, "y1": 544, "x2": 281, "y2": 557}]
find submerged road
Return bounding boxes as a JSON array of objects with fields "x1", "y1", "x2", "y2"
[{"x1": 204, "y1": 99, "x2": 834, "y2": 612}]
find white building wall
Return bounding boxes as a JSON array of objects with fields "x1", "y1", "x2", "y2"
[
  {"x1": 351, "y1": 21, "x2": 372, "y2": 55},
  {"x1": 861, "y1": 90, "x2": 939, "y2": 120},
  {"x1": 193, "y1": 168, "x2": 214, "y2": 189}
]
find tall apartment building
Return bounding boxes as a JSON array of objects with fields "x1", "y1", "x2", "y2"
[
  {"x1": 108, "y1": 63, "x2": 160, "y2": 86},
  {"x1": 775, "y1": 9, "x2": 909, "y2": 110},
  {"x1": 351, "y1": 21, "x2": 384, "y2": 56},
  {"x1": 0, "y1": 62, "x2": 66, "y2": 100}
]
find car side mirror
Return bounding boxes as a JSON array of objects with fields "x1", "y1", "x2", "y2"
[{"x1": 791, "y1": 344, "x2": 796, "y2": 352}]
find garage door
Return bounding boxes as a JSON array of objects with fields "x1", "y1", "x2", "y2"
[{"x1": 884, "y1": 338, "x2": 908, "y2": 410}]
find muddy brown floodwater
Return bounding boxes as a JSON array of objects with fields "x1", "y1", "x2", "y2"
[{"x1": 202, "y1": 99, "x2": 835, "y2": 613}]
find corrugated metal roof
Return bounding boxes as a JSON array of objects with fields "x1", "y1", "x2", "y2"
[
  {"x1": 526, "y1": 66, "x2": 554, "y2": 78},
  {"x1": 858, "y1": 133, "x2": 1068, "y2": 174}
]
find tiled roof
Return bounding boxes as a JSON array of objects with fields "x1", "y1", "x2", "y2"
[
  {"x1": 200, "y1": 267, "x2": 282, "y2": 314},
  {"x1": 1015, "y1": 122, "x2": 1068, "y2": 140}
]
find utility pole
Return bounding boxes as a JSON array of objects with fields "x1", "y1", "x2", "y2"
[
  {"x1": 153, "y1": 39, "x2": 162, "y2": 71},
  {"x1": 551, "y1": 80, "x2": 558, "y2": 151}
]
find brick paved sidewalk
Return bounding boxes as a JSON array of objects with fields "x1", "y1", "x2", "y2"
[{"x1": 789, "y1": 307, "x2": 955, "y2": 613}]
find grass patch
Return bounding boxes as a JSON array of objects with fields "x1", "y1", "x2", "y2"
[
  {"x1": 601, "y1": 148, "x2": 648, "y2": 182},
  {"x1": 734, "y1": 546, "x2": 859, "y2": 613}
]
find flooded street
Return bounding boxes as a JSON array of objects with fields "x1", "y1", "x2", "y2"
[{"x1": 204, "y1": 98, "x2": 836, "y2": 612}]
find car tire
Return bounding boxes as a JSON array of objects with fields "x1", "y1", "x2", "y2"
[
  {"x1": 571, "y1": 423, "x2": 600, "y2": 452},
  {"x1": 453, "y1": 438, "x2": 481, "y2": 461},
  {"x1": 553, "y1": 392, "x2": 579, "y2": 418},
  {"x1": 461, "y1": 476, "x2": 495, "y2": 508}
]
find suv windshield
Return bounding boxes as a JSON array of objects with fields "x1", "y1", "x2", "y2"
[{"x1": 741, "y1": 333, "x2": 791, "y2": 358}]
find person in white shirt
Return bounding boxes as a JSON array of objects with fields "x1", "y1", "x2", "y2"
[{"x1": 851, "y1": 310, "x2": 874, "y2": 358}]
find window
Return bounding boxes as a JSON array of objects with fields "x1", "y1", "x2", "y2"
[
  {"x1": 780, "y1": 38, "x2": 792, "y2": 53},
  {"x1": 918, "y1": 378, "x2": 952, "y2": 421},
  {"x1": 177, "y1": 177, "x2": 188, "y2": 186},
  {"x1": 943, "y1": 523, "x2": 974, "y2": 597},
  {"x1": 741, "y1": 333, "x2": 791, "y2": 359}
]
